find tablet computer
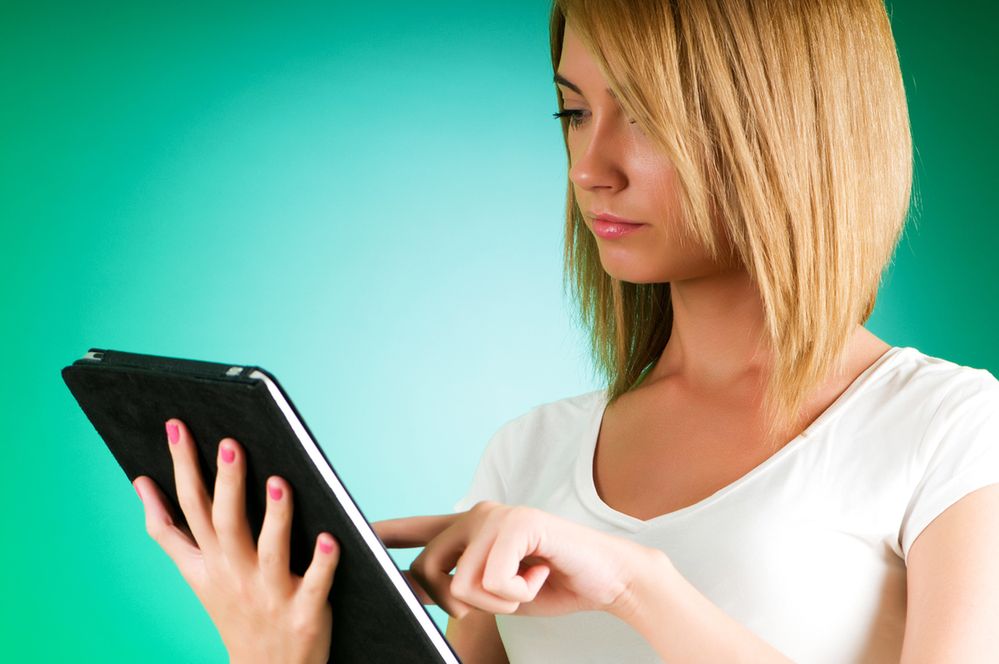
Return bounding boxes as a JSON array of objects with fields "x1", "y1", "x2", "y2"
[{"x1": 61, "y1": 347, "x2": 462, "y2": 664}]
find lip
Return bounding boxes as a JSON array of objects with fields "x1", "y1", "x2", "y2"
[{"x1": 589, "y1": 212, "x2": 646, "y2": 239}]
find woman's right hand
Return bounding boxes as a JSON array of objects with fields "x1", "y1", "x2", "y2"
[{"x1": 133, "y1": 418, "x2": 340, "y2": 664}]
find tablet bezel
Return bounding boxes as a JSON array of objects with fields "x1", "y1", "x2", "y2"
[{"x1": 250, "y1": 367, "x2": 460, "y2": 664}]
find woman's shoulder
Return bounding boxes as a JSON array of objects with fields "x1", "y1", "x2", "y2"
[
  {"x1": 886, "y1": 345, "x2": 999, "y2": 405},
  {"x1": 504, "y1": 387, "x2": 605, "y2": 428},
  {"x1": 455, "y1": 389, "x2": 607, "y2": 511},
  {"x1": 866, "y1": 346, "x2": 999, "y2": 451},
  {"x1": 484, "y1": 388, "x2": 607, "y2": 457}
]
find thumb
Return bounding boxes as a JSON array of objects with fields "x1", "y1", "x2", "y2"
[{"x1": 397, "y1": 569, "x2": 436, "y2": 605}]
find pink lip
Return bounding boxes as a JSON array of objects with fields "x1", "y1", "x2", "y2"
[{"x1": 589, "y1": 212, "x2": 646, "y2": 239}]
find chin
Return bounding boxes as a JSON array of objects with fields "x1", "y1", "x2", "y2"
[
  {"x1": 599, "y1": 257, "x2": 671, "y2": 284},
  {"x1": 597, "y1": 240, "x2": 732, "y2": 284}
]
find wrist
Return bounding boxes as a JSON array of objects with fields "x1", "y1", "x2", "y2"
[{"x1": 608, "y1": 542, "x2": 675, "y2": 624}]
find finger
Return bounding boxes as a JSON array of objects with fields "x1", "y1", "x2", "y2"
[
  {"x1": 134, "y1": 476, "x2": 205, "y2": 585},
  {"x1": 258, "y1": 475, "x2": 294, "y2": 596},
  {"x1": 134, "y1": 475, "x2": 196, "y2": 540},
  {"x1": 449, "y1": 531, "x2": 522, "y2": 614},
  {"x1": 482, "y1": 523, "x2": 551, "y2": 604},
  {"x1": 297, "y1": 533, "x2": 340, "y2": 615},
  {"x1": 398, "y1": 569, "x2": 436, "y2": 604},
  {"x1": 211, "y1": 438, "x2": 256, "y2": 575},
  {"x1": 408, "y1": 531, "x2": 475, "y2": 619},
  {"x1": 165, "y1": 418, "x2": 219, "y2": 557},
  {"x1": 372, "y1": 514, "x2": 459, "y2": 548}
]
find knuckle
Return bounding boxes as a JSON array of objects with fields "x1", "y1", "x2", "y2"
[
  {"x1": 212, "y1": 515, "x2": 237, "y2": 540},
  {"x1": 145, "y1": 519, "x2": 165, "y2": 542},
  {"x1": 498, "y1": 599, "x2": 520, "y2": 615},
  {"x1": 211, "y1": 499, "x2": 236, "y2": 526},
  {"x1": 507, "y1": 504, "x2": 528, "y2": 519},
  {"x1": 451, "y1": 582, "x2": 473, "y2": 606},
  {"x1": 174, "y1": 489, "x2": 192, "y2": 512},
  {"x1": 507, "y1": 504, "x2": 538, "y2": 525},
  {"x1": 470, "y1": 500, "x2": 496, "y2": 514},
  {"x1": 480, "y1": 573, "x2": 503, "y2": 596},
  {"x1": 300, "y1": 582, "x2": 325, "y2": 603},
  {"x1": 409, "y1": 562, "x2": 429, "y2": 587},
  {"x1": 299, "y1": 581, "x2": 318, "y2": 600},
  {"x1": 449, "y1": 572, "x2": 468, "y2": 598},
  {"x1": 261, "y1": 592, "x2": 284, "y2": 620},
  {"x1": 289, "y1": 614, "x2": 319, "y2": 640},
  {"x1": 258, "y1": 548, "x2": 281, "y2": 569},
  {"x1": 409, "y1": 553, "x2": 429, "y2": 577},
  {"x1": 229, "y1": 572, "x2": 254, "y2": 604},
  {"x1": 176, "y1": 492, "x2": 204, "y2": 519},
  {"x1": 202, "y1": 553, "x2": 226, "y2": 579}
]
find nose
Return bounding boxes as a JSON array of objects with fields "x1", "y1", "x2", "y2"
[{"x1": 567, "y1": 116, "x2": 628, "y2": 193}]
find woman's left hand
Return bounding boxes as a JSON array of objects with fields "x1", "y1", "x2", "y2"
[{"x1": 370, "y1": 500, "x2": 659, "y2": 620}]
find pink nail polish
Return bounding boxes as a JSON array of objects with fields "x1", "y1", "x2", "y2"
[
  {"x1": 319, "y1": 536, "x2": 334, "y2": 554},
  {"x1": 220, "y1": 446, "x2": 235, "y2": 464},
  {"x1": 166, "y1": 422, "x2": 179, "y2": 444},
  {"x1": 268, "y1": 484, "x2": 283, "y2": 501}
]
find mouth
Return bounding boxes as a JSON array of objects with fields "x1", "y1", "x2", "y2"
[{"x1": 589, "y1": 211, "x2": 646, "y2": 239}]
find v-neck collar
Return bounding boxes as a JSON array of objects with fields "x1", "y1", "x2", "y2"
[{"x1": 573, "y1": 345, "x2": 911, "y2": 532}]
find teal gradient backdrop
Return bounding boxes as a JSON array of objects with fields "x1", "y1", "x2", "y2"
[{"x1": 2, "y1": 1, "x2": 995, "y2": 661}]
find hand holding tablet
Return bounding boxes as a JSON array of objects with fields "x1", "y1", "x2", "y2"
[
  {"x1": 62, "y1": 348, "x2": 463, "y2": 664},
  {"x1": 134, "y1": 418, "x2": 338, "y2": 664}
]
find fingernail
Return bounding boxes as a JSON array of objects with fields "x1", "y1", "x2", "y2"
[
  {"x1": 268, "y1": 483, "x2": 283, "y2": 501},
  {"x1": 220, "y1": 445, "x2": 235, "y2": 464},
  {"x1": 319, "y1": 535, "x2": 334, "y2": 554},
  {"x1": 134, "y1": 484, "x2": 142, "y2": 499},
  {"x1": 166, "y1": 422, "x2": 179, "y2": 444}
]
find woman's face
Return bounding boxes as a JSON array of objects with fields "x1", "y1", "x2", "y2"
[{"x1": 557, "y1": 25, "x2": 733, "y2": 284}]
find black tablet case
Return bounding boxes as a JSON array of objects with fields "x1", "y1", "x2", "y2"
[{"x1": 61, "y1": 348, "x2": 462, "y2": 664}]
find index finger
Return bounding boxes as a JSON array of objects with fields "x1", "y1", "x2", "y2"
[
  {"x1": 165, "y1": 418, "x2": 219, "y2": 558},
  {"x1": 372, "y1": 514, "x2": 460, "y2": 548}
]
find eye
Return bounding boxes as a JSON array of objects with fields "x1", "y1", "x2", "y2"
[
  {"x1": 551, "y1": 109, "x2": 637, "y2": 130},
  {"x1": 552, "y1": 109, "x2": 588, "y2": 129}
]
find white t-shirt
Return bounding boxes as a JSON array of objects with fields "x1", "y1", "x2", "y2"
[{"x1": 452, "y1": 345, "x2": 999, "y2": 664}]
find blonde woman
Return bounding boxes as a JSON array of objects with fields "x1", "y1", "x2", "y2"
[{"x1": 135, "y1": 1, "x2": 999, "y2": 662}]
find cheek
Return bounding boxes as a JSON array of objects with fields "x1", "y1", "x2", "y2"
[
  {"x1": 600, "y1": 160, "x2": 725, "y2": 283},
  {"x1": 634, "y1": 161, "x2": 684, "y2": 234}
]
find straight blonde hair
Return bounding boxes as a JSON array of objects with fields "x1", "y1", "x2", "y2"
[{"x1": 550, "y1": 0, "x2": 914, "y2": 447}]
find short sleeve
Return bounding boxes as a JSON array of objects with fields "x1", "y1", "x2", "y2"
[
  {"x1": 899, "y1": 380, "x2": 999, "y2": 564},
  {"x1": 451, "y1": 424, "x2": 511, "y2": 513}
]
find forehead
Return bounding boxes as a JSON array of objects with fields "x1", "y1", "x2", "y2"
[
  {"x1": 557, "y1": 25, "x2": 605, "y2": 86},
  {"x1": 557, "y1": 25, "x2": 620, "y2": 104}
]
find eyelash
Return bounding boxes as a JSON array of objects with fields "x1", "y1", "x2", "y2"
[
  {"x1": 552, "y1": 109, "x2": 637, "y2": 129},
  {"x1": 552, "y1": 109, "x2": 587, "y2": 129}
]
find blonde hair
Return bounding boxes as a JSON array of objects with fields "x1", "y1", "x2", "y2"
[{"x1": 551, "y1": 0, "x2": 914, "y2": 448}]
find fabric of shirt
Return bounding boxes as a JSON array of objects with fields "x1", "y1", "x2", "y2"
[{"x1": 451, "y1": 345, "x2": 999, "y2": 664}]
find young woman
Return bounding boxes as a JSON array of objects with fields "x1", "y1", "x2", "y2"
[{"x1": 133, "y1": 1, "x2": 999, "y2": 662}]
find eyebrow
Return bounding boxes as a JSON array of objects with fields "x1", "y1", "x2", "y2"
[{"x1": 554, "y1": 72, "x2": 618, "y2": 100}]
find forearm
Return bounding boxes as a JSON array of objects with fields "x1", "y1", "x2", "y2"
[{"x1": 611, "y1": 547, "x2": 796, "y2": 664}]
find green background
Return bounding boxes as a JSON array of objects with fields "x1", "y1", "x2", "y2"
[{"x1": 2, "y1": 1, "x2": 995, "y2": 661}]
